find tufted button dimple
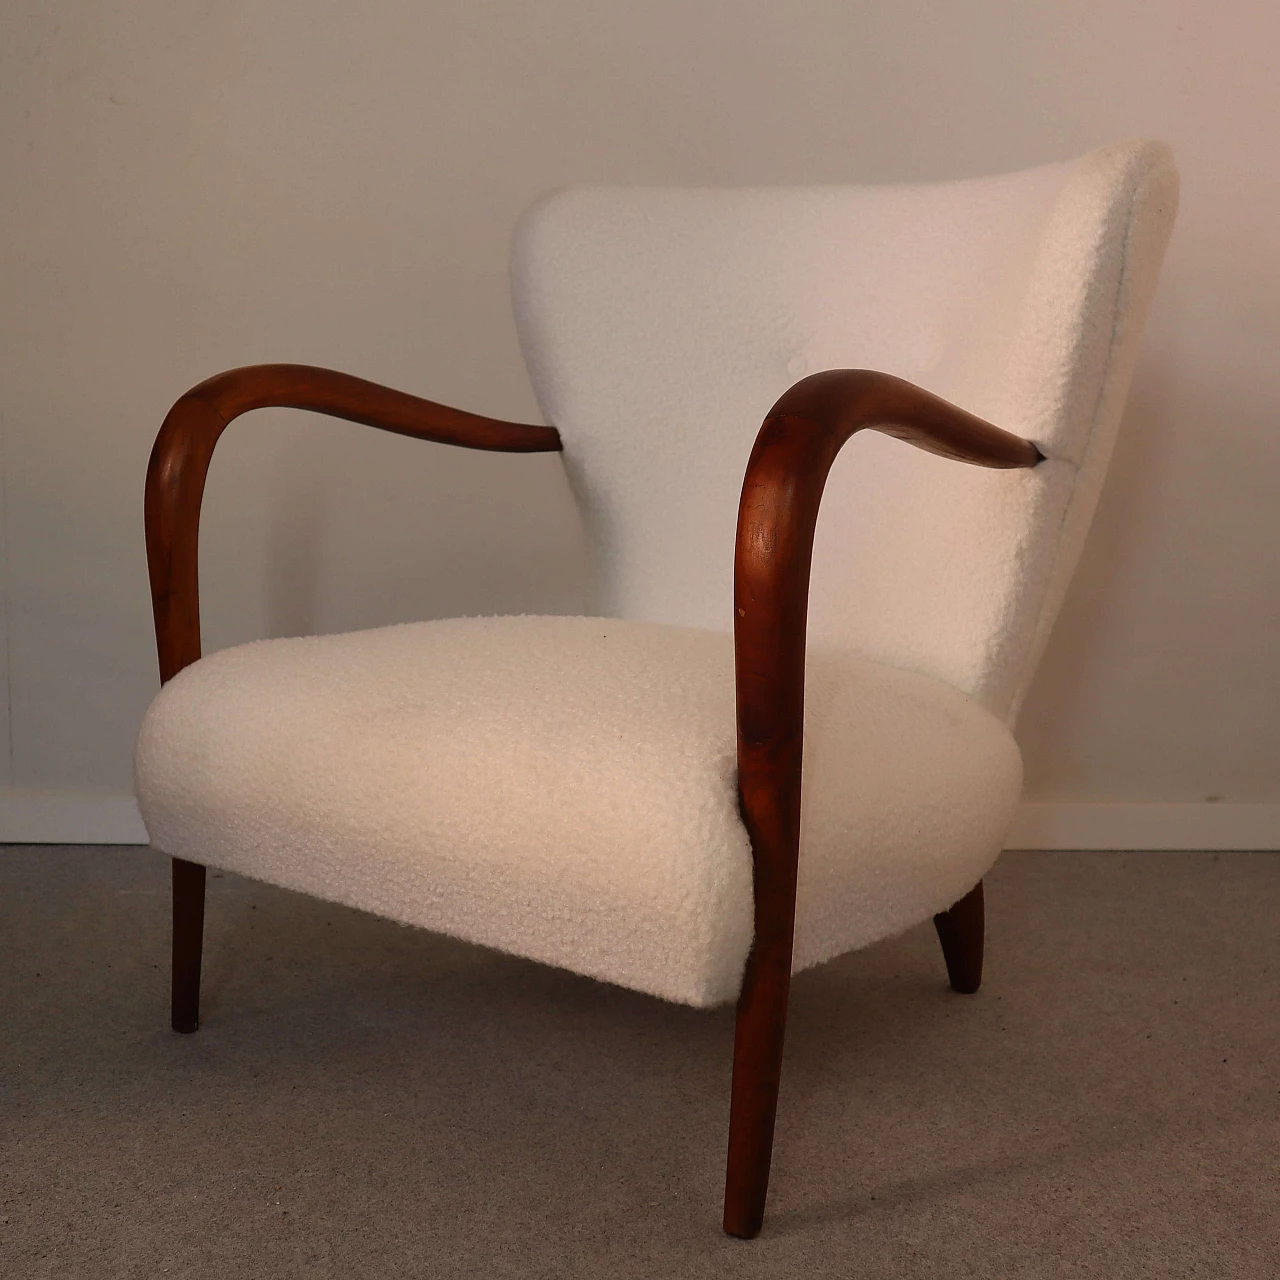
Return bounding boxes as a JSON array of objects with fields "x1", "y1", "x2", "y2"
[{"x1": 786, "y1": 354, "x2": 808, "y2": 379}]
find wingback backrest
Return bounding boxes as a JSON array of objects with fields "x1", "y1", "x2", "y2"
[{"x1": 511, "y1": 141, "x2": 1178, "y2": 723}]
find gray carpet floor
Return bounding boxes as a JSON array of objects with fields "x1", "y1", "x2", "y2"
[{"x1": 1, "y1": 846, "x2": 1276, "y2": 1278}]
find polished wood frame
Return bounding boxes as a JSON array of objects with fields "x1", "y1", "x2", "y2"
[
  {"x1": 146, "y1": 365, "x2": 561, "y2": 1030},
  {"x1": 725, "y1": 370, "x2": 1038, "y2": 1235},
  {"x1": 144, "y1": 363, "x2": 1040, "y2": 1238}
]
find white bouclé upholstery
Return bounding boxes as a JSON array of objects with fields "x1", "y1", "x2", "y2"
[
  {"x1": 135, "y1": 616, "x2": 1022, "y2": 1007},
  {"x1": 512, "y1": 140, "x2": 1179, "y2": 720},
  {"x1": 136, "y1": 142, "x2": 1178, "y2": 1007}
]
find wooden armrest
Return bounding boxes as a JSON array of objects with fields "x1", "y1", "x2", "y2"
[
  {"x1": 725, "y1": 371, "x2": 1041, "y2": 1222},
  {"x1": 721, "y1": 368, "x2": 1039, "y2": 1228},
  {"x1": 733, "y1": 368, "x2": 1040, "y2": 927},
  {"x1": 145, "y1": 363, "x2": 561, "y2": 683}
]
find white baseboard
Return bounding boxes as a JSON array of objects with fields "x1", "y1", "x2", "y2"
[
  {"x1": 1006, "y1": 802, "x2": 1280, "y2": 851},
  {"x1": 2, "y1": 790, "x2": 1278, "y2": 852},
  {"x1": 0, "y1": 788, "x2": 149, "y2": 844}
]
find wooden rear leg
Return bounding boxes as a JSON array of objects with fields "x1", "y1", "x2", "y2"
[
  {"x1": 171, "y1": 857, "x2": 206, "y2": 1032},
  {"x1": 933, "y1": 879, "x2": 984, "y2": 994}
]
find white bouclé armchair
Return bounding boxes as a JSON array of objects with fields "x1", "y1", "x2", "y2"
[{"x1": 135, "y1": 140, "x2": 1178, "y2": 1237}]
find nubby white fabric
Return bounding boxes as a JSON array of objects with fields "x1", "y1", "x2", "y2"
[
  {"x1": 136, "y1": 616, "x2": 1021, "y2": 1007},
  {"x1": 136, "y1": 142, "x2": 1178, "y2": 1007},
  {"x1": 512, "y1": 140, "x2": 1179, "y2": 720}
]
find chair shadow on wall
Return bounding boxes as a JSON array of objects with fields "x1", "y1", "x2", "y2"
[{"x1": 1014, "y1": 365, "x2": 1176, "y2": 778}]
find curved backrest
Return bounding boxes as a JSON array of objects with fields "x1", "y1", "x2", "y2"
[{"x1": 511, "y1": 141, "x2": 1178, "y2": 722}]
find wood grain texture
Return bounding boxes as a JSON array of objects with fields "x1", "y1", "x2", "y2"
[
  {"x1": 144, "y1": 364, "x2": 561, "y2": 1037},
  {"x1": 145, "y1": 363, "x2": 562, "y2": 685},
  {"x1": 723, "y1": 369, "x2": 1041, "y2": 1238}
]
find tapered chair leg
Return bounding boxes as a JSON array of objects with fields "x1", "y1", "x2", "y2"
[
  {"x1": 171, "y1": 856, "x2": 207, "y2": 1033},
  {"x1": 933, "y1": 879, "x2": 984, "y2": 994},
  {"x1": 723, "y1": 943, "x2": 792, "y2": 1239}
]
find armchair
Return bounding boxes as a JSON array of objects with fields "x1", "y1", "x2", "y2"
[{"x1": 135, "y1": 140, "x2": 1178, "y2": 1237}]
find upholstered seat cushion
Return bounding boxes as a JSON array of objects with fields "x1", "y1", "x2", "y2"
[{"x1": 135, "y1": 615, "x2": 1022, "y2": 1007}]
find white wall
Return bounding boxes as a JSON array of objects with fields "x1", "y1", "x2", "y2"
[{"x1": 2, "y1": 1, "x2": 1278, "y2": 844}]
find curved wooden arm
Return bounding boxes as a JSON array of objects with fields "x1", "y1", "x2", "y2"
[
  {"x1": 735, "y1": 367, "x2": 1040, "y2": 950},
  {"x1": 723, "y1": 368, "x2": 1041, "y2": 1235},
  {"x1": 145, "y1": 363, "x2": 561, "y2": 683}
]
